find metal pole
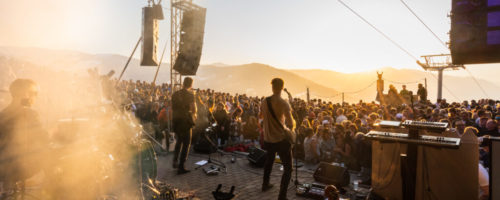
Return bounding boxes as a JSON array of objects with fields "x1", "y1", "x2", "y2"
[
  {"x1": 424, "y1": 78, "x2": 427, "y2": 90},
  {"x1": 170, "y1": 0, "x2": 174, "y2": 88},
  {"x1": 342, "y1": 92, "x2": 345, "y2": 107},
  {"x1": 437, "y1": 68, "x2": 443, "y2": 101},
  {"x1": 118, "y1": 37, "x2": 142, "y2": 81},
  {"x1": 153, "y1": 41, "x2": 169, "y2": 85},
  {"x1": 306, "y1": 87, "x2": 310, "y2": 103}
]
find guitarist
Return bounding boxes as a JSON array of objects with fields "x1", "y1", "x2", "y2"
[{"x1": 260, "y1": 78, "x2": 296, "y2": 200}]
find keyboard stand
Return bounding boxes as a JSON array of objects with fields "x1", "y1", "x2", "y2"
[{"x1": 401, "y1": 127, "x2": 418, "y2": 200}]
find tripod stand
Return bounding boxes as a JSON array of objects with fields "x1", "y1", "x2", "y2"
[{"x1": 194, "y1": 125, "x2": 227, "y2": 172}]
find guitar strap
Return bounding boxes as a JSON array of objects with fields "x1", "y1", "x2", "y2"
[{"x1": 266, "y1": 97, "x2": 286, "y2": 133}]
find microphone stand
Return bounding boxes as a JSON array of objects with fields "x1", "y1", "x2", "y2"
[
  {"x1": 284, "y1": 88, "x2": 301, "y2": 187},
  {"x1": 194, "y1": 124, "x2": 227, "y2": 173},
  {"x1": 294, "y1": 145, "x2": 300, "y2": 187}
]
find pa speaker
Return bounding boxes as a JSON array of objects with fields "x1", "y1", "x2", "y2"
[
  {"x1": 247, "y1": 147, "x2": 267, "y2": 167},
  {"x1": 490, "y1": 138, "x2": 500, "y2": 200},
  {"x1": 450, "y1": 0, "x2": 500, "y2": 64},
  {"x1": 173, "y1": 8, "x2": 206, "y2": 75},
  {"x1": 313, "y1": 162, "x2": 350, "y2": 187},
  {"x1": 141, "y1": 6, "x2": 160, "y2": 66}
]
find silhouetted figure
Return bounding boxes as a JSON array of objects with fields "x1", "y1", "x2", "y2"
[
  {"x1": 260, "y1": 78, "x2": 296, "y2": 200},
  {"x1": 0, "y1": 79, "x2": 49, "y2": 187},
  {"x1": 171, "y1": 77, "x2": 197, "y2": 174}
]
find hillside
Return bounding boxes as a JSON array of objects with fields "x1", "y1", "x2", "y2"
[
  {"x1": 1, "y1": 46, "x2": 499, "y2": 103},
  {"x1": 0, "y1": 47, "x2": 341, "y2": 101},
  {"x1": 289, "y1": 67, "x2": 500, "y2": 102},
  {"x1": 194, "y1": 63, "x2": 340, "y2": 99}
]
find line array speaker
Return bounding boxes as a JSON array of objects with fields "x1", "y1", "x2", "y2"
[
  {"x1": 173, "y1": 8, "x2": 207, "y2": 75},
  {"x1": 450, "y1": 0, "x2": 500, "y2": 64},
  {"x1": 141, "y1": 6, "x2": 160, "y2": 66}
]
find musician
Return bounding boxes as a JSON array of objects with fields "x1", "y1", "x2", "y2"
[
  {"x1": 171, "y1": 77, "x2": 197, "y2": 174},
  {"x1": 260, "y1": 78, "x2": 295, "y2": 200},
  {"x1": 0, "y1": 79, "x2": 49, "y2": 186}
]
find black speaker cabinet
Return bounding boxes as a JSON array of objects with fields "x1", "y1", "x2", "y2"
[
  {"x1": 247, "y1": 147, "x2": 267, "y2": 167},
  {"x1": 450, "y1": 0, "x2": 500, "y2": 64},
  {"x1": 173, "y1": 8, "x2": 206, "y2": 75},
  {"x1": 313, "y1": 162, "x2": 350, "y2": 187},
  {"x1": 489, "y1": 137, "x2": 500, "y2": 200},
  {"x1": 141, "y1": 6, "x2": 159, "y2": 66}
]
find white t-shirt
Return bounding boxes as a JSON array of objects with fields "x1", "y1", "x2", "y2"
[
  {"x1": 304, "y1": 136, "x2": 318, "y2": 162},
  {"x1": 478, "y1": 163, "x2": 489, "y2": 198},
  {"x1": 336, "y1": 115, "x2": 347, "y2": 124}
]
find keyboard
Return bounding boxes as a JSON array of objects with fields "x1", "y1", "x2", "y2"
[
  {"x1": 366, "y1": 130, "x2": 460, "y2": 148},
  {"x1": 377, "y1": 120, "x2": 402, "y2": 128},
  {"x1": 402, "y1": 120, "x2": 448, "y2": 132}
]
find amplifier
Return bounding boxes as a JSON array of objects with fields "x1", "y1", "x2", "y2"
[
  {"x1": 313, "y1": 162, "x2": 350, "y2": 187},
  {"x1": 247, "y1": 147, "x2": 267, "y2": 167}
]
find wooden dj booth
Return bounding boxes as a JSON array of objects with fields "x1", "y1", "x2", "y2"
[{"x1": 367, "y1": 120, "x2": 479, "y2": 200}]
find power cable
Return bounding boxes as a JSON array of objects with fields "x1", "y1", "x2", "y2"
[
  {"x1": 399, "y1": 0, "x2": 448, "y2": 48},
  {"x1": 337, "y1": 0, "x2": 461, "y2": 101},
  {"x1": 310, "y1": 80, "x2": 377, "y2": 101},
  {"x1": 311, "y1": 92, "x2": 343, "y2": 99},
  {"x1": 383, "y1": 78, "x2": 425, "y2": 85},
  {"x1": 344, "y1": 80, "x2": 377, "y2": 94},
  {"x1": 464, "y1": 67, "x2": 490, "y2": 98},
  {"x1": 399, "y1": 0, "x2": 489, "y2": 99},
  {"x1": 427, "y1": 72, "x2": 460, "y2": 101},
  {"x1": 337, "y1": 0, "x2": 418, "y2": 60}
]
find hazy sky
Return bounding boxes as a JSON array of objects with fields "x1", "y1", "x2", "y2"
[{"x1": 0, "y1": 0, "x2": 498, "y2": 73}]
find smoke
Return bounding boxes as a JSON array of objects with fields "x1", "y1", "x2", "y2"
[{"x1": 0, "y1": 64, "x2": 147, "y2": 199}]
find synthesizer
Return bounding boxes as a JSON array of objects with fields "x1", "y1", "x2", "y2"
[
  {"x1": 402, "y1": 120, "x2": 448, "y2": 132},
  {"x1": 366, "y1": 130, "x2": 460, "y2": 148}
]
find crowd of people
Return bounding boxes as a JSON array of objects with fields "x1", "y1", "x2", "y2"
[
  {"x1": 1, "y1": 75, "x2": 497, "y2": 199},
  {"x1": 116, "y1": 80, "x2": 496, "y2": 164},
  {"x1": 114, "y1": 78, "x2": 497, "y2": 198}
]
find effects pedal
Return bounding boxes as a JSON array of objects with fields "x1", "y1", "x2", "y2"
[{"x1": 203, "y1": 165, "x2": 220, "y2": 175}]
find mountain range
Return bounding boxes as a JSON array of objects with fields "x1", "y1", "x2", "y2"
[{"x1": 1, "y1": 46, "x2": 499, "y2": 104}]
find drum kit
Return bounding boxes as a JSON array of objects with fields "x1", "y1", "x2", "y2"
[{"x1": 0, "y1": 106, "x2": 168, "y2": 200}]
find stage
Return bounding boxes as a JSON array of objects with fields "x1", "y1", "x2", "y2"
[
  {"x1": 157, "y1": 151, "x2": 369, "y2": 199},
  {"x1": 157, "y1": 151, "x2": 317, "y2": 200}
]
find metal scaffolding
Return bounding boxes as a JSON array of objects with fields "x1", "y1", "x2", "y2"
[
  {"x1": 170, "y1": 0, "x2": 203, "y2": 91},
  {"x1": 417, "y1": 54, "x2": 464, "y2": 101}
]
